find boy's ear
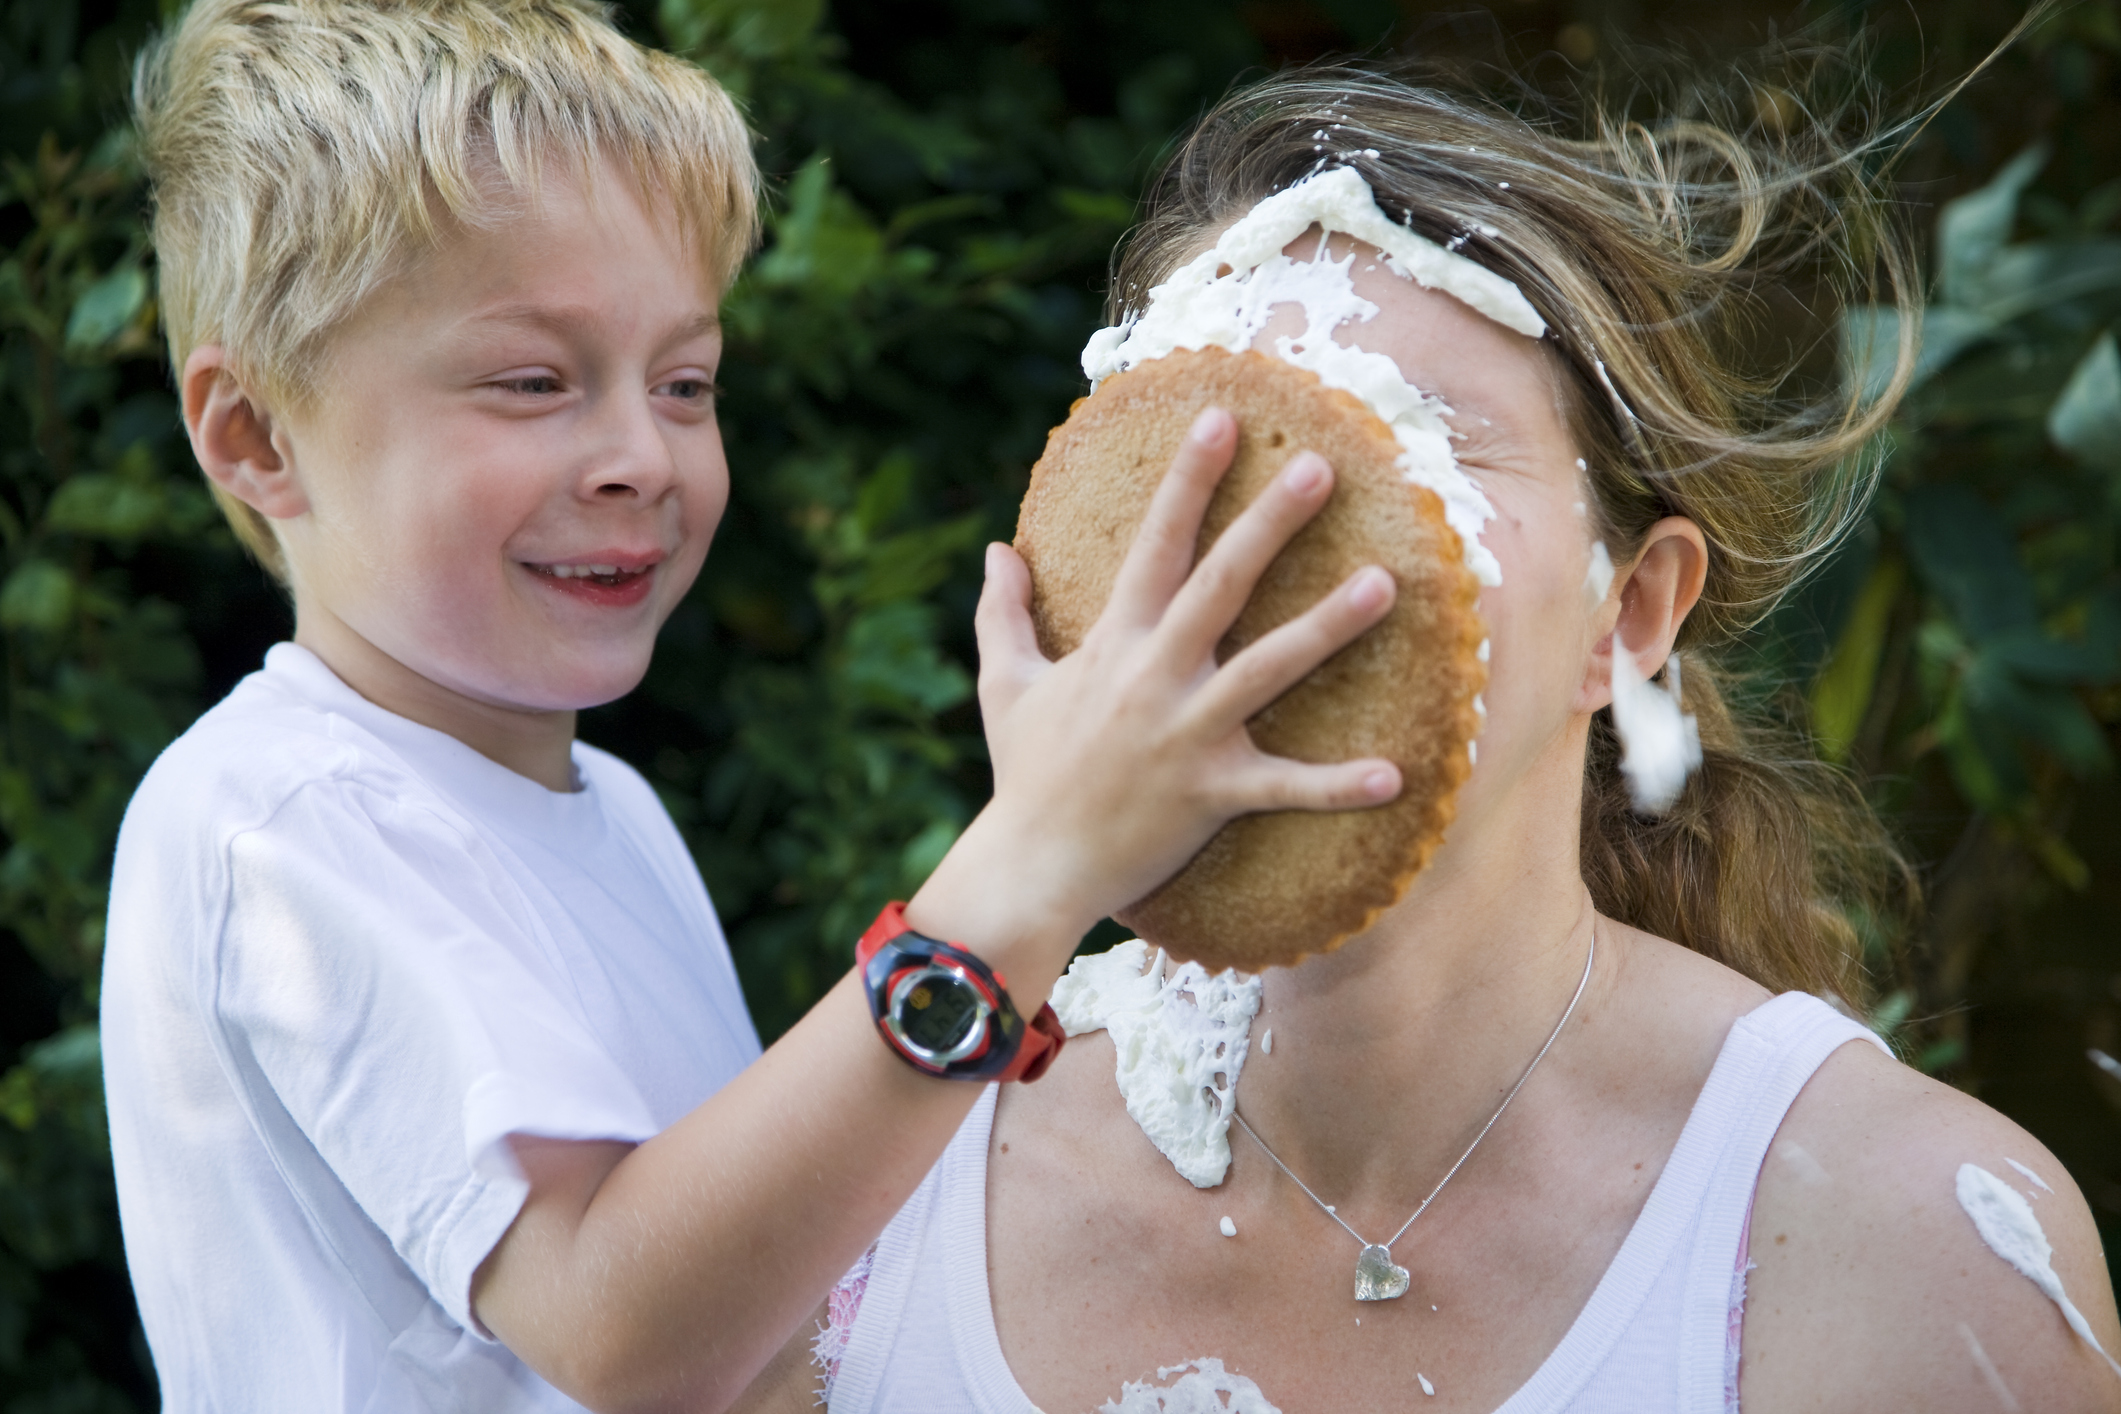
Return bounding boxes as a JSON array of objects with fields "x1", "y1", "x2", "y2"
[
  {"x1": 182, "y1": 346, "x2": 309, "y2": 520},
  {"x1": 1576, "y1": 516, "x2": 1709, "y2": 713}
]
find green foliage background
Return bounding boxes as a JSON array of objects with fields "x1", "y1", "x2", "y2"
[{"x1": 1, "y1": 0, "x2": 2118, "y2": 1403}]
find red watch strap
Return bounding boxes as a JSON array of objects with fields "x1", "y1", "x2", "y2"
[
  {"x1": 857, "y1": 901, "x2": 1065, "y2": 1083},
  {"x1": 855, "y1": 899, "x2": 914, "y2": 968},
  {"x1": 999, "y1": 1003, "x2": 1066, "y2": 1083}
]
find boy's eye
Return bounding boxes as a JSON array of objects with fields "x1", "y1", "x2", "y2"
[{"x1": 498, "y1": 375, "x2": 562, "y2": 396}]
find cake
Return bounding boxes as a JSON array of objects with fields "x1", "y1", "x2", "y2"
[{"x1": 1016, "y1": 345, "x2": 1486, "y2": 971}]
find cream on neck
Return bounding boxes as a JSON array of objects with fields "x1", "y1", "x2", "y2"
[
  {"x1": 1081, "y1": 166, "x2": 1545, "y2": 588},
  {"x1": 1051, "y1": 941, "x2": 1262, "y2": 1188}
]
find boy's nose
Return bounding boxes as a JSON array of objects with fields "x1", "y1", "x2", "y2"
[{"x1": 582, "y1": 393, "x2": 680, "y2": 501}]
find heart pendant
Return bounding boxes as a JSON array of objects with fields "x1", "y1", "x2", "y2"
[{"x1": 1354, "y1": 1243, "x2": 1410, "y2": 1301}]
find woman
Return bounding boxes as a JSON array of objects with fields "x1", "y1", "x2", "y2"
[{"x1": 742, "y1": 60, "x2": 2121, "y2": 1414}]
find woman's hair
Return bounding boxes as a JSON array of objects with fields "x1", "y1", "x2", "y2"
[
  {"x1": 1110, "y1": 56, "x2": 1929, "y2": 1001},
  {"x1": 135, "y1": 0, "x2": 759, "y2": 580}
]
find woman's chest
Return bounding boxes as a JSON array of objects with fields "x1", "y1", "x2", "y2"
[{"x1": 985, "y1": 1099, "x2": 1668, "y2": 1414}]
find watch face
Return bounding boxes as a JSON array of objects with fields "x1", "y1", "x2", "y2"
[{"x1": 889, "y1": 963, "x2": 990, "y2": 1064}]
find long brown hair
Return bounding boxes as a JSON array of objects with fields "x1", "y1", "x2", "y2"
[{"x1": 1111, "y1": 57, "x2": 1929, "y2": 1000}]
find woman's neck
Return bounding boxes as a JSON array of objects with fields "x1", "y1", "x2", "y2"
[{"x1": 1234, "y1": 733, "x2": 1607, "y2": 1210}]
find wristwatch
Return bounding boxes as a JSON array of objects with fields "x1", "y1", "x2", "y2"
[{"x1": 856, "y1": 902, "x2": 1065, "y2": 1082}]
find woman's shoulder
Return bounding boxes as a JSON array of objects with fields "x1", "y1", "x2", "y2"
[
  {"x1": 1741, "y1": 1033, "x2": 2121, "y2": 1412},
  {"x1": 1604, "y1": 927, "x2": 2120, "y2": 1408}
]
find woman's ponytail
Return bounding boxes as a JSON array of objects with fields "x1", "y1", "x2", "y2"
[{"x1": 1581, "y1": 656, "x2": 1913, "y2": 1002}]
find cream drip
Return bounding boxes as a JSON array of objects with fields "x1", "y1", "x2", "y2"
[
  {"x1": 1583, "y1": 541, "x2": 1614, "y2": 610},
  {"x1": 2007, "y1": 1157, "x2": 2056, "y2": 1195},
  {"x1": 1099, "y1": 1357, "x2": 1280, "y2": 1414},
  {"x1": 1051, "y1": 941, "x2": 1262, "y2": 1188},
  {"x1": 1080, "y1": 166, "x2": 1547, "y2": 589},
  {"x1": 1956, "y1": 1163, "x2": 2121, "y2": 1380}
]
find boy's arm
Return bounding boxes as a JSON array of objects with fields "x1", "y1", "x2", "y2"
[{"x1": 472, "y1": 414, "x2": 1401, "y2": 1413}]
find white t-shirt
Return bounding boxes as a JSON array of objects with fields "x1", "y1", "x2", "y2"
[{"x1": 102, "y1": 643, "x2": 763, "y2": 1411}]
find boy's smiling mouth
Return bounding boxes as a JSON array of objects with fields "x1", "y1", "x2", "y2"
[{"x1": 523, "y1": 554, "x2": 661, "y2": 608}]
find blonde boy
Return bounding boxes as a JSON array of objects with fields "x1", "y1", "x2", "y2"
[{"x1": 102, "y1": 1, "x2": 1401, "y2": 1409}]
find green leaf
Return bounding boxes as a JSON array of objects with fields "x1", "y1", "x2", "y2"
[
  {"x1": 1867, "y1": 988, "x2": 1915, "y2": 1041},
  {"x1": 62, "y1": 265, "x2": 146, "y2": 352},
  {"x1": 1977, "y1": 239, "x2": 2121, "y2": 321},
  {"x1": 1915, "y1": 1037, "x2": 1968, "y2": 1076},
  {"x1": 1053, "y1": 188, "x2": 1138, "y2": 228},
  {"x1": 752, "y1": 156, "x2": 884, "y2": 298},
  {"x1": 1902, "y1": 485, "x2": 2037, "y2": 640},
  {"x1": 1986, "y1": 621, "x2": 2121, "y2": 684},
  {"x1": 817, "y1": 513, "x2": 986, "y2": 614},
  {"x1": 659, "y1": 0, "x2": 824, "y2": 63},
  {"x1": 839, "y1": 602, "x2": 973, "y2": 717},
  {"x1": 0, "y1": 561, "x2": 76, "y2": 632},
  {"x1": 45, "y1": 473, "x2": 169, "y2": 539},
  {"x1": 1964, "y1": 660, "x2": 2111, "y2": 775},
  {"x1": 884, "y1": 194, "x2": 1000, "y2": 244},
  {"x1": 1841, "y1": 305, "x2": 1995, "y2": 402},
  {"x1": 26, "y1": 1024, "x2": 101, "y2": 1084},
  {"x1": 899, "y1": 817, "x2": 960, "y2": 885},
  {"x1": 1937, "y1": 144, "x2": 2048, "y2": 307},
  {"x1": 1811, "y1": 557, "x2": 1904, "y2": 761},
  {"x1": 851, "y1": 452, "x2": 916, "y2": 541},
  {"x1": 2049, "y1": 330, "x2": 2121, "y2": 473}
]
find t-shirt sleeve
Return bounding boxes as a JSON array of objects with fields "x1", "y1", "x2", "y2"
[{"x1": 214, "y1": 779, "x2": 661, "y2": 1336}]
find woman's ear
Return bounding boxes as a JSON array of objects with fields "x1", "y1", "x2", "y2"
[
  {"x1": 182, "y1": 346, "x2": 309, "y2": 520},
  {"x1": 1576, "y1": 516, "x2": 1708, "y2": 713}
]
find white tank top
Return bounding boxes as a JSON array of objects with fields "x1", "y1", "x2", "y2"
[{"x1": 826, "y1": 991, "x2": 1884, "y2": 1414}]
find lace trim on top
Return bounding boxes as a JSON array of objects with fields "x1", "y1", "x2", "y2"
[{"x1": 812, "y1": 1246, "x2": 875, "y2": 1406}]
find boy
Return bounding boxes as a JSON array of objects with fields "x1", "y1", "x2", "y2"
[{"x1": 102, "y1": 1, "x2": 1401, "y2": 1410}]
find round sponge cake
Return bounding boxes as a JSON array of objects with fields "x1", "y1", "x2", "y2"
[{"x1": 1016, "y1": 347, "x2": 1486, "y2": 972}]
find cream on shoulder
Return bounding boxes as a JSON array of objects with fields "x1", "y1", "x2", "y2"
[{"x1": 1956, "y1": 1162, "x2": 2121, "y2": 1381}]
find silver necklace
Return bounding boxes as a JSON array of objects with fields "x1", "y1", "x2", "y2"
[{"x1": 1232, "y1": 925, "x2": 1595, "y2": 1303}]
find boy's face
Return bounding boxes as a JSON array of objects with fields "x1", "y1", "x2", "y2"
[{"x1": 268, "y1": 160, "x2": 728, "y2": 714}]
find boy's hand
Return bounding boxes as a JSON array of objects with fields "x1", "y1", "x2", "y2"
[
  {"x1": 908, "y1": 407, "x2": 1399, "y2": 990},
  {"x1": 476, "y1": 410, "x2": 1397, "y2": 1412}
]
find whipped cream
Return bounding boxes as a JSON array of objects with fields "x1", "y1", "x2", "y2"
[
  {"x1": 1081, "y1": 166, "x2": 1547, "y2": 588},
  {"x1": 1052, "y1": 940, "x2": 1262, "y2": 1188},
  {"x1": 2006, "y1": 1157, "x2": 2055, "y2": 1195},
  {"x1": 1957, "y1": 1162, "x2": 2121, "y2": 1380},
  {"x1": 1608, "y1": 643, "x2": 1701, "y2": 813},
  {"x1": 1100, "y1": 1357, "x2": 1280, "y2": 1414},
  {"x1": 1583, "y1": 541, "x2": 1614, "y2": 609}
]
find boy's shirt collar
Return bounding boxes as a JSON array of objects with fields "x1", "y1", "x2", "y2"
[{"x1": 259, "y1": 641, "x2": 607, "y2": 841}]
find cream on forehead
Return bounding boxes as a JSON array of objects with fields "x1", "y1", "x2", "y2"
[
  {"x1": 1081, "y1": 166, "x2": 1541, "y2": 587},
  {"x1": 1202, "y1": 166, "x2": 1545, "y2": 336}
]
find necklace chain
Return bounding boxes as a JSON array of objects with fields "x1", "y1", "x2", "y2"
[{"x1": 1232, "y1": 923, "x2": 1596, "y2": 1257}]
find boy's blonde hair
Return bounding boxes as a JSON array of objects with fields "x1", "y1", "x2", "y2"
[{"x1": 136, "y1": 0, "x2": 759, "y2": 577}]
